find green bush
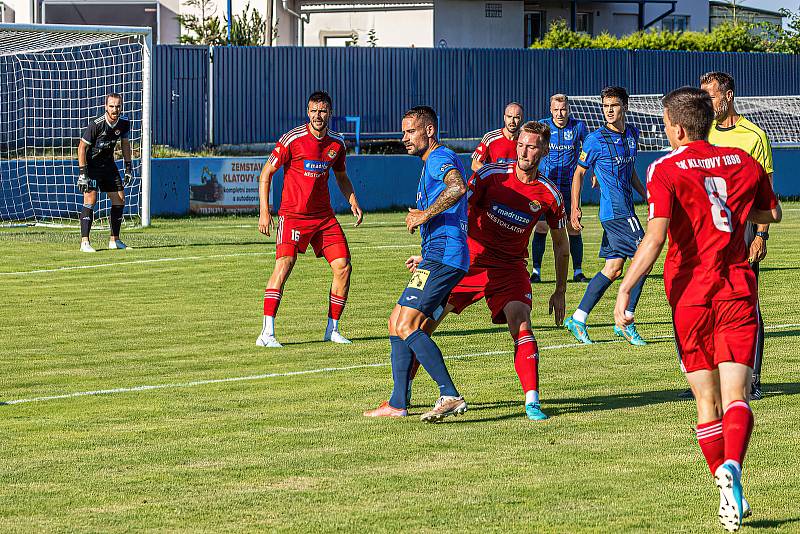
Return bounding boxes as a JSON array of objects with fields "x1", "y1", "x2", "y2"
[{"x1": 531, "y1": 18, "x2": 799, "y2": 54}]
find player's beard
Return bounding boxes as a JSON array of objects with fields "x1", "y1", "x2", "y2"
[
  {"x1": 714, "y1": 99, "x2": 730, "y2": 122},
  {"x1": 405, "y1": 142, "x2": 425, "y2": 157}
]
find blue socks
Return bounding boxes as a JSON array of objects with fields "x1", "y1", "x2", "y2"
[
  {"x1": 531, "y1": 231, "x2": 547, "y2": 273},
  {"x1": 569, "y1": 234, "x2": 584, "y2": 274},
  {"x1": 388, "y1": 335, "x2": 414, "y2": 409},
  {"x1": 576, "y1": 272, "x2": 613, "y2": 320},
  {"x1": 626, "y1": 274, "x2": 647, "y2": 314},
  {"x1": 404, "y1": 329, "x2": 459, "y2": 397}
]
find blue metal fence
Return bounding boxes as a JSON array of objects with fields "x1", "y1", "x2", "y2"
[{"x1": 152, "y1": 46, "x2": 800, "y2": 150}]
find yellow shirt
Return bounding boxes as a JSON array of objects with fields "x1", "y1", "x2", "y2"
[{"x1": 708, "y1": 116, "x2": 773, "y2": 174}]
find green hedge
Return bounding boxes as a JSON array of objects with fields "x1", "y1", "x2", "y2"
[{"x1": 531, "y1": 14, "x2": 800, "y2": 54}]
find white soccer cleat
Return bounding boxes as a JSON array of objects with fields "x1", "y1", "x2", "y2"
[
  {"x1": 108, "y1": 239, "x2": 129, "y2": 250},
  {"x1": 256, "y1": 334, "x2": 282, "y2": 348},
  {"x1": 324, "y1": 330, "x2": 352, "y2": 344},
  {"x1": 715, "y1": 463, "x2": 744, "y2": 532},
  {"x1": 80, "y1": 241, "x2": 96, "y2": 253}
]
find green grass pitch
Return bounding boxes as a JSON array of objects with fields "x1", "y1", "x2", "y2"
[{"x1": 1, "y1": 205, "x2": 799, "y2": 532}]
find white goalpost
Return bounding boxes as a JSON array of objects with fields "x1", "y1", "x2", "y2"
[
  {"x1": 569, "y1": 94, "x2": 800, "y2": 151},
  {"x1": 0, "y1": 23, "x2": 151, "y2": 227}
]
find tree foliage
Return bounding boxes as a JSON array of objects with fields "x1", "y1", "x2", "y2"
[
  {"x1": 531, "y1": 17, "x2": 800, "y2": 54},
  {"x1": 178, "y1": 0, "x2": 274, "y2": 46}
]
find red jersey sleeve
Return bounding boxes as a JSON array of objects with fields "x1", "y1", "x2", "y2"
[
  {"x1": 646, "y1": 161, "x2": 674, "y2": 220},
  {"x1": 268, "y1": 141, "x2": 291, "y2": 169},
  {"x1": 468, "y1": 170, "x2": 489, "y2": 206},
  {"x1": 472, "y1": 142, "x2": 488, "y2": 163},
  {"x1": 752, "y1": 161, "x2": 778, "y2": 211},
  {"x1": 332, "y1": 142, "x2": 346, "y2": 173},
  {"x1": 545, "y1": 190, "x2": 567, "y2": 229}
]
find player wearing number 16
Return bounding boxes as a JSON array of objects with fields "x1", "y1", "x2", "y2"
[
  {"x1": 615, "y1": 87, "x2": 781, "y2": 532},
  {"x1": 256, "y1": 91, "x2": 364, "y2": 348}
]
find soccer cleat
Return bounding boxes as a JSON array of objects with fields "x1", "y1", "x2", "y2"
[
  {"x1": 715, "y1": 463, "x2": 744, "y2": 532},
  {"x1": 80, "y1": 241, "x2": 96, "y2": 253},
  {"x1": 573, "y1": 272, "x2": 590, "y2": 283},
  {"x1": 613, "y1": 324, "x2": 647, "y2": 346},
  {"x1": 363, "y1": 401, "x2": 408, "y2": 418},
  {"x1": 324, "y1": 330, "x2": 352, "y2": 344},
  {"x1": 420, "y1": 395, "x2": 467, "y2": 423},
  {"x1": 750, "y1": 378, "x2": 763, "y2": 401},
  {"x1": 530, "y1": 272, "x2": 541, "y2": 283},
  {"x1": 525, "y1": 402, "x2": 548, "y2": 421},
  {"x1": 678, "y1": 388, "x2": 695, "y2": 400},
  {"x1": 742, "y1": 496, "x2": 751, "y2": 519},
  {"x1": 108, "y1": 239, "x2": 129, "y2": 250},
  {"x1": 564, "y1": 317, "x2": 593, "y2": 344},
  {"x1": 255, "y1": 334, "x2": 282, "y2": 348}
]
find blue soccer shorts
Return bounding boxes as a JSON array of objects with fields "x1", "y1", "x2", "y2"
[{"x1": 397, "y1": 259, "x2": 466, "y2": 320}]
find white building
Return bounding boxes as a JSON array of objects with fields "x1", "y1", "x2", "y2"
[{"x1": 0, "y1": 0, "x2": 784, "y2": 47}]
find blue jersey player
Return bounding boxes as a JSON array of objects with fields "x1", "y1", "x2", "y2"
[
  {"x1": 364, "y1": 106, "x2": 470, "y2": 422},
  {"x1": 531, "y1": 94, "x2": 590, "y2": 283},
  {"x1": 564, "y1": 86, "x2": 650, "y2": 346}
]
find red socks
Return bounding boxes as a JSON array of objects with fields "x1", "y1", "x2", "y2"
[
  {"x1": 696, "y1": 401, "x2": 754, "y2": 476},
  {"x1": 697, "y1": 419, "x2": 724, "y2": 474},
  {"x1": 723, "y1": 400, "x2": 754, "y2": 467},
  {"x1": 329, "y1": 292, "x2": 347, "y2": 320},
  {"x1": 263, "y1": 288, "x2": 282, "y2": 317},
  {"x1": 513, "y1": 329, "x2": 539, "y2": 392}
]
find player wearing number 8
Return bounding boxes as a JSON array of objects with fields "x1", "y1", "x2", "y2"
[{"x1": 615, "y1": 87, "x2": 781, "y2": 532}]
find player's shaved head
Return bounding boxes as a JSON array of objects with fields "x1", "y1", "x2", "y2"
[
  {"x1": 403, "y1": 106, "x2": 438, "y2": 131},
  {"x1": 503, "y1": 102, "x2": 524, "y2": 136},
  {"x1": 662, "y1": 87, "x2": 714, "y2": 142},
  {"x1": 505, "y1": 102, "x2": 524, "y2": 114},
  {"x1": 106, "y1": 93, "x2": 122, "y2": 104}
]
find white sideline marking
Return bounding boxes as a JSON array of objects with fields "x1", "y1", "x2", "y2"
[
  {"x1": 0, "y1": 244, "x2": 420, "y2": 276},
  {"x1": 5, "y1": 323, "x2": 797, "y2": 406}
]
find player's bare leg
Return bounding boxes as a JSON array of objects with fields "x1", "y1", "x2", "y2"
[
  {"x1": 80, "y1": 190, "x2": 98, "y2": 252},
  {"x1": 325, "y1": 257, "x2": 352, "y2": 343},
  {"x1": 107, "y1": 190, "x2": 128, "y2": 250},
  {"x1": 505, "y1": 301, "x2": 546, "y2": 420},
  {"x1": 257, "y1": 256, "x2": 296, "y2": 348}
]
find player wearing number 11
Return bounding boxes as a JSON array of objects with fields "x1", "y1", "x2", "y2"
[{"x1": 615, "y1": 87, "x2": 781, "y2": 532}]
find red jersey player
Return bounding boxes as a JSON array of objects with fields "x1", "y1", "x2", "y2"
[
  {"x1": 471, "y1": 102, "x2": 524, "y2": 172},
  {"x1": 615, "y1": 87, "x2": 781, "y2": 532},
  {"x1": 365, "y1": 121, "x2": 570, "y2": 421},
  {"x1": 256, "y1": 91, "x2": 364, "y2": 347}
]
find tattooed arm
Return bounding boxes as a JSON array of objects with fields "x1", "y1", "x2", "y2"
[{"x1": 406, "y1": 169, "x2": 467, "y2": 233}]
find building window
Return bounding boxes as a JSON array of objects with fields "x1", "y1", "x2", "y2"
[
  {"x1": 485, "y1": 3, "x2": 502, "y2": 18},
  {"x1": 576, "y1": 12, "x2": 592, "y2": 34},
  {"x1": 662, "y1": 15, "x2": 690, "y2": 32},
  {"x1": 524, "y1": 11, "x2": 545, "y2": 47}
]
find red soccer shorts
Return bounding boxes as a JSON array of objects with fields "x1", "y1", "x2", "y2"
[
  {"x1": 447, "y1": 262, "x2": 532, "y2": 324},
  {"x1": 275, "y1": 215, "x2": 350, "y2": 262},
  {"x1": 673, "y1": 297, "x2": 758, "y2": 373}
]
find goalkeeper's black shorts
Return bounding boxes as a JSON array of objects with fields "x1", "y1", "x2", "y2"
[{"x1": 87, "y1": 167, "x2": 124, "y2": 192}]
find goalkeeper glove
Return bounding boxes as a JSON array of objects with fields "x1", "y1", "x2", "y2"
[
  {"x1": 123, "y1": 162, "x2": 133, "y2": 186},
  {"x1": 77, "y1": 166, "x2": 90, "y2": 193}
]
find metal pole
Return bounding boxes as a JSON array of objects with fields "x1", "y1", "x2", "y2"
[
  {"x1": 141, "y1": 29, "x2": 152, "y2": 227},
  {"x1": 227, "y1": 0, "x2": 232, "y2": 43},
  {"x1": 208, "y1": 46, "x2": 214, "y2": 146}
]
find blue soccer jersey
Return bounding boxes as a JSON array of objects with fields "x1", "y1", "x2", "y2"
[
  {"x1": 577, "y1": 125, "x2": 639, "y2": 222},
  {"x1": 538, "y1": 117, "x2": 588, "y2": 192},
  {"x1": 417, "y1": 146, "x2": 470, "y2": 272}
]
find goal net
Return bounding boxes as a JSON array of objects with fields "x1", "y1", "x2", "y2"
[
  {"x1": 0, "y1": 23, "x2": 151, "y2": 227},
  {"x1": 568, "y1": 94, "x2": 800, "y2": 151}
]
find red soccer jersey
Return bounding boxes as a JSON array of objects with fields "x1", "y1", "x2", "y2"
[
  {"x1": 268, "y1": 124, "x2": 346, "y2": 218},
  {"x1": 468, "y1": 162, "x2": 566, "y2": 266},
  {"x1": 472, "y1": 129, "x2": 518, "y2": 165},
  {"x1": 646, "y1": 140, "x2": 778, "y2": 307}
]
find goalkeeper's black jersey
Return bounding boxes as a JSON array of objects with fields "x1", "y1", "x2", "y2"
[{"x1": 81, "y1": 115, "x2": 130, "y2": 170}]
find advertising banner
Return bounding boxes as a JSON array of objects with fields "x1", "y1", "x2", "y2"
[{"x1": 189, "y1": 157, "x2": 266, "y2": 214}]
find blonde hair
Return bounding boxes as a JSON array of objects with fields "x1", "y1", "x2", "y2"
[{"x1": 550, "y1": 94, "x2": 569, "y2": 104}]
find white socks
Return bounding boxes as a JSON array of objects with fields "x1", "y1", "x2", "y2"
[
  {"x1": 327, "y1": 317, "x2": 339, "y2": 333},
  {"x1": 262, "y1": 315, "x2": 275, "y2": 337},
  {"x1": 525, "y1": 390, "x2": 540, "y2": 405},
  {"x1": 572, "y1": 309, "x2": 589, "y2": 323}
]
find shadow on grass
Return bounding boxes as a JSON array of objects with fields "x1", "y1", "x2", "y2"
[
  {"x1": 131, "y1": 241, "x2": 267, "y2": 250},
  {"x1": 765, "y1": 329, "x2": 800, "y2": 340},
  {"x1": 747, "y1": 517, "x2": 800, "y2": 529}
]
